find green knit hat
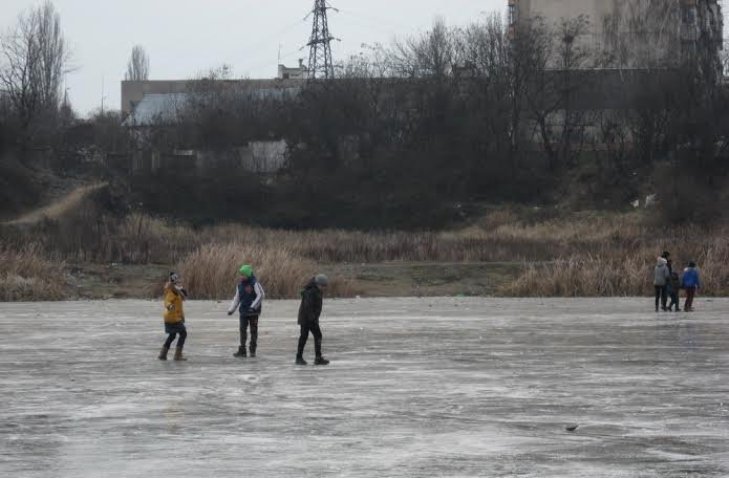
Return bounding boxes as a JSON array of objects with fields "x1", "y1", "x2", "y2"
[{"x1": 239, "y1": 264, "x2": 254, "y2": 277}]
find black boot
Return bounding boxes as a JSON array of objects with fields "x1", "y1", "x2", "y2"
[
  {"x1": 296, "y1": 355, "x2": 307, "y2": 365},
  {"x1": 233, "y1": 346, "x2": 246, "y2": 358},
  {"x1": 314, "y1": 356, "x2": 330, "y2": 366},
  {"x1": 249, "y1": 346, "x2": 256, "y2": 358}
]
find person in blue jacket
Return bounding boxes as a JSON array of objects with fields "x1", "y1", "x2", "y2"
[
  {"x1": 681, "y1": 262, "x2": 701, "y2": 312},
  {"x1": 227, "y1": 264, "x2": 265, "y2": 357}
]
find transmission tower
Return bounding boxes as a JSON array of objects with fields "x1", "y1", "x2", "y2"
[{"x1": 307, "y1": 0, "x2": 337, "y2": 79}]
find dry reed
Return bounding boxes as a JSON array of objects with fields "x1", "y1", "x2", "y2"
[
  {"x1": 7, "y1": 209, "x2": 648, "y2": 265},
  {"x1": 178, "y1": 242, "x2": 356, "y2": 300},
  {"x1": 501, "y1": 237, "x2": 729, "y2": 297},
  {"x1": 4, "y1": 203, "x2": 729, "y2": 298},
  {"x1": 0, "y1": 243, "x2": 67, "y2": 301}
]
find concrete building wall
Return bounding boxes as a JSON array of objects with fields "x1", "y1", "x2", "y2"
[
  {"x1": 509, "y1": 0, "x2": 722, "y2": 69},
  {"x1": 514, "y1": 0, "x2": 611, "y2": 29},
  {"x1": 277, "y1": 59, "x2": 308, "y2": 80}
]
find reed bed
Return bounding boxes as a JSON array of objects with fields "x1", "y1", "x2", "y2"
[
  {"x1": 3, "y1": 200, "x2": 728, "y2": 298},
  {"x1": 500, "y1": 238, "x2": 729, "y2": 297},
  {"x1": 3, "y1": 209, "x2": 652, "y2": 265},
  {"x1": 178, "y1": 242, "x2": 356, "y2": 300},
  {"x1": 0, "y1": 243, "x2": 66, "y2": 301}
]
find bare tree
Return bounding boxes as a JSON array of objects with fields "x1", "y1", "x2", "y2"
[
  {"x1": 0, "y1": 1, "x2": 69, "y2": 140},
  {"x1": 601, "y1": 0, "x2": 681, "y2": 68},
  {"x1": 459, "y1": 14, "x2": 509, "y2": 81},
  {"x1": 506, "y1": 16, "x2": 551, "y2": 175},
  {"x1": 389, "y1": 18, "x2": 457, "y2": 78},
  {"x1": 515, "y1": 16, "x2": 594, "y2": 172},
  {"x1": 125, "y1": 45, "x2": 149, "y2": 81}
]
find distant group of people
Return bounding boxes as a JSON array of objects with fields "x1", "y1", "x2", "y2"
[
  {"x1": 158, "y1": 265, "x2": 330, "y2": 365},
  {"x1": 653, "y1": 251, "x2": 701, "y2": 313}
]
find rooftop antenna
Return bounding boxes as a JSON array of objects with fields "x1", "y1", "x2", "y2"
[{"x1": 307, "y1": 0, "x2": 338, "y2": 79}]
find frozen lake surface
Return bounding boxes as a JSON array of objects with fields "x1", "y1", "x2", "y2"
[{"x1": 2, "y1": 298, "x2": 729, "y2": 477}]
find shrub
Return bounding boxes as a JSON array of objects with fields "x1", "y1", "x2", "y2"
[{"x1": 654, "y1": 162, "x2": 726, "y2": 226}]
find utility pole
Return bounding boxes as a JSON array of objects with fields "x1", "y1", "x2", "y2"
[
  {"x1": 307, "y1": 0, "x2": 337, "y2": 79},
  {"x1": 101, "y1": 75, "x2": 105, "y2": 114}
]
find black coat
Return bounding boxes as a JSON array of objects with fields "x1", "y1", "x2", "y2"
[{"x1": 298, "y1": 280, "x2": 323, "y2": 325}]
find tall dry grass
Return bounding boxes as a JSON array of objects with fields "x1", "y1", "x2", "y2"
[
  {"x1": 6, "y1": 208, "x2": 651, "y2": 265},
  {"x1": 0, "y1": 243, "x2": 67, "y2": 301},
  {"x1": 500, "y1": 236, "x2": 729, "y2": 297},
  {"x1": 4, "y1": 201, "x2": 729, "y2": 298},
  {"x1": 178, "y1": 242, "x2": 356, "y2": 300}
]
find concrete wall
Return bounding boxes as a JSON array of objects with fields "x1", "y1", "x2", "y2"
[
  {"x1": 277, "y1": 60, "x2": 308, "y2": 80},
  {"x1": 516, "y1": 0, "x2": 611, "y2": 29},
  {"x1": 511, "y1": 0, "x2": 722, "y2": 69}
]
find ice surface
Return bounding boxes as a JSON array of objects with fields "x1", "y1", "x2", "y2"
[{"x1": 1, "y1": 298, "x2": 729, "y2": 477}]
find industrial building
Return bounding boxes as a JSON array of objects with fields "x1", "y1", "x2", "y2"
[
  {"x1": 119, "y1": 76, "x2": 303, "y2": 175},
  {"x1": 508, "y1": 0, "x2": 723, "y2": 69}
]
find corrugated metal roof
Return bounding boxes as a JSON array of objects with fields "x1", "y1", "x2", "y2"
[
  {"x1": 124, "y1": 85, "x2": 301, "y2": 127},
  {"x1": 124, "y1": 93, "x2": 189, "y2": 127}
]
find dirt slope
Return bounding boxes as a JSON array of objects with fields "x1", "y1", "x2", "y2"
[{"x1": 3, "y1": 182, "x2": 108, "y2": 226}]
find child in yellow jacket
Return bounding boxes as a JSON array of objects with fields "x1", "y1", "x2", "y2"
[{"x1": 159, "y1": 272, "x2": 188, "y2": 361}]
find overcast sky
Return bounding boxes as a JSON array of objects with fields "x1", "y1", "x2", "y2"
[{"x1": 0, "y1": 0, "x2": 506, "y2": 116}]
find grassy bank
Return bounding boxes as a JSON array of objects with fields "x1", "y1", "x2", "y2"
[{"x1": 1, "y1": 200, "x2": 727, "y2": 300}]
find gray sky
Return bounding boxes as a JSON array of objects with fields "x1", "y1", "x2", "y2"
[{"x1": 0, "y1": 0, "x2": 505, "y2": 116}]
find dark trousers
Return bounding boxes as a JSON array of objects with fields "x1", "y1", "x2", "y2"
[
  {"x1": 240, "y1": 314, "x2": 259, "y2": 353},
  {"x1": 684, "y1": 287, "x2": 697, "y2": 310},
  {"x1": 654, "y1": 285, "x2": 667, "y2": 310},
  {"x1": 164, "y1": 325, "x2": 187, "y2": 349},
  {"x1": 668, "y1": 291, "x2": 679, "y2": 310},
  {"x1": 297, "y1": 321, "x2": 323, "y2": 358}
]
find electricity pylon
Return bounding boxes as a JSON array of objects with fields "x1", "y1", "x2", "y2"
[{"x1": 307, "y1": 0, "x2": 337, "y2": 79}]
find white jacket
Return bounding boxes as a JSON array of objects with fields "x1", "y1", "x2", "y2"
[{"x1": 653, "y1": 258, "x2": 670, "y2": 286}]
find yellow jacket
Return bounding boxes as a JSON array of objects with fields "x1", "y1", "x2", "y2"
[{"x1": 163, "y1": 284, "x2": 185, "y2": 324}]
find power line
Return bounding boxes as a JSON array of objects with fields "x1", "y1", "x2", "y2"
[
  {"x1": 337, "y1": 7, "x2": 412, "y2": 34},
  {"x1": 236, "y1": 17, "x2": 306, "y2": 66}
]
